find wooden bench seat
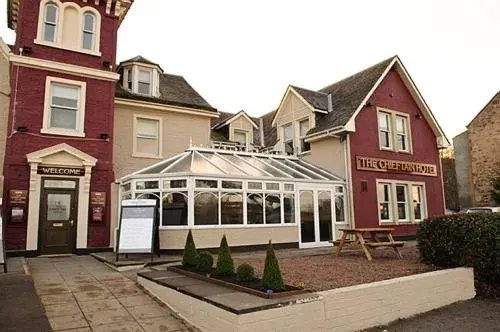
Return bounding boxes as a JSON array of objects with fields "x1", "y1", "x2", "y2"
[
  {"x1": 330, "y1": 239, "x2": 355, "y2": 246},
  {"x1": 365, "y1": 241, "x2": 404, "y2": 248}
]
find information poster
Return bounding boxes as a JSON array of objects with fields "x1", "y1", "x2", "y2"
[{"x1": 117, "y1": 200, "x2": 156, "y2": 254}]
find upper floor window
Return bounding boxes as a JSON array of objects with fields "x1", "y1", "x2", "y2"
[
  {"x1": 82, "y1": 12, "x2": 96, "y2": 50},
  {"x1": 42, "y1": 77, "x2": 86, "y2": 137},
  {"x1": 36, "y1": 0, "x2": 101, "y2": 56},
  {"x1": 43, "y1": 3, "x2": 58, "y2": 42},
  {"x1": 378, "y1": 109, "x2": 411, "y2": 153},
  {"x1": 125, "y1": 68, "x2": 133, "y2": 90},
  {"x1": 134, "y1": 116, "x2": 161, "y2": 157},
  {"x1": 283, "y1": 123, "x2": 294, "y2": 154},
  {"x1": 138, "y1": 70, "x2": 152, "y2": 95},
  {"x1": 233, "y1": 130, "x2": 248, "y2": 146},
  {"x1": 299, "y1": 118, "x2": 310, "y2": 153}
]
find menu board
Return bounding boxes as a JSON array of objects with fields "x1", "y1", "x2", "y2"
[
  {"x1": 0, "y1": 208, "x2": 5, "y2": 269},
  {"x1": 117, "y1": 200, "x2": 157, "y2": 254}
]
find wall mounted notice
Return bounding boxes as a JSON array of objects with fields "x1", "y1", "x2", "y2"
[{"x1": 117, "y1": 199, "x2": 157, "y2": 254}]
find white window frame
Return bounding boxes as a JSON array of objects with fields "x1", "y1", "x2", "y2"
[
  {"x1": 232, "y1": 129, "x2": 249, "y2": 147},
  {"x1": 282, "y1": 122, "x2": 294, "y2": 154},
  {"x1": 298, "y1": 116, "x2": 311, "y2": 154},
  {"x1": 395, "y1": 115, "x2": 410, "y2": 153},
  {"x1": 42, "y1": 2, "x2": 58, "y2": 43},
  {"x1": 81, "y1": 12, "x2": 96, "y2": 51},
  {"x1": 35, "y1": 0, "x2": 102, "y2": 57},
  {"x1": 137, "y1": 68, "x2": 153, "y2": 96},
  {"x1": 42, "y1": 76, "x2": 86, "y2": 137},
  {"x1": 376, "y1": 179, "x2": 427, "y2": 225},
  {"x1": 133, "y1": 114, "x2": 163, "y2": 158},
  {"x1": 377, "y1": 108, "x2": 413, "y2": 153}
]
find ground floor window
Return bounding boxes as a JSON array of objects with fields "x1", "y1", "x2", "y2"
[{"x1": 377, "y1": 181, "x2": 426, "y2": 224}]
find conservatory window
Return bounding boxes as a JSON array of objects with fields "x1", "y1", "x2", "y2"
[
  {"x1": 195, "y1": 179, "x2": 218, "y2": 189},
  {"x1": 248, "y1": 182, "x2": 263, "y2": 190},
  {"x1": 194, "y1": 192, "x2": 218, "y2": 225},
  {"x1": 136, "y1": 180, "x2": 159, "y2": 190},
  {"x1": 283, "y1": 193, "x2": 295, "y2": 224},
  {"x1": 222, "y1": 181, "x2": 243, "y2": 189},
  {"x1": 162, "y1": 192, "x2": 188, "y2": 226},
  {"x1": 247, "y1": 193, "x2": 264, "y2": 224},
  {"x1": 163, "y1": 179, "x2": 187, "y2": 189},
  {"x1": 335, "y1": 186, "x2": 346, "y2": 223},
  {"x1": 221, "y1": 193, "x2": 244, "y2": 225},
  {"x1": 265, "y1": 194, "x2": 281, "y2": 224},
  {"x1": 265, "y1": 183, "x2": 280, "y2": 191}
]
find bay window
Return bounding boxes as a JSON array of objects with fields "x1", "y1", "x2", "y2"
[
  {"x1": 377, "y1": 181, "x2": 426, "y2": 224},
  {"x1": 138, "y1": 69, "x2": 152, "y2": 95}
]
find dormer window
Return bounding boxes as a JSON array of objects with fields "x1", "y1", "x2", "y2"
[
  {"x1": 126, "y1": 68, "x2": 133, "y2": 90},
  {"x1": 138, "y1": 69, "x2": 152, "y2": 95}
]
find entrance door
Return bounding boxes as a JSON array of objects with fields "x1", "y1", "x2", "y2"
[
  {"x1": 299, "y1": 189, "x2": 334, "y2": 247},
  {"x1": 39, "y1": 180, "x2": 78, "y2": 254}
]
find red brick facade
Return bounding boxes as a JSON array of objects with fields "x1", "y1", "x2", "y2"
[
  {"x1": 3, "y1": 0, "x2": 119, "y2": 251},
  {"x1": 349, "y1": 70, "x2": 445, "y2": 236}
]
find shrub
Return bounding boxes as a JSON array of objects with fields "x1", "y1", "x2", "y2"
[
  {"x1": 182, "y1": 230, "x2": 198, "y2": 268},
  {"x1": 491, "y1": 176, "x2": 500, "y2": 205},
  {"x1": 196, "y1": 251, "x2": 214, "y2": 273},
  {"x1": 261, "y1": 240, "x2": 285, "y2": 291},
  {"x1": 215, "y1": 235, "x2": 234, "y2": 276},
  {"x1": 417, "y1": 213, "x2": 500, "y2": 286},
  {"x1": 236, "y1": 263, "x2": 255, "y2": 282}
]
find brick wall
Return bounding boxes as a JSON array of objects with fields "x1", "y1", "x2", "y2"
[{"x1": 467, "y1": 92, "x2": 500, "y2": 207}]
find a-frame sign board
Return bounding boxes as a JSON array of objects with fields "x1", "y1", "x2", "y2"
[
  {"x1": 0, "y1": 208, "x2": 7, "y2": 273},
  {"x1": 116, "y1": 199, "x2": 158, "y2": 262}
]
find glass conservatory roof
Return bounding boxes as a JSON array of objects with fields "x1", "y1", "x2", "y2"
[{"x1": 120, "y1": 148, "x2": 344, "y2": 182}]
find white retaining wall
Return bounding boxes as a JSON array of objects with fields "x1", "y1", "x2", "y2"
[{"x1": 138, "y1": 267, "x2": 475, "y2": 332}]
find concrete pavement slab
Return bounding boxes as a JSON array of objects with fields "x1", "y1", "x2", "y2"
[
  {"x1": 117, "y1": 294, "x2": 158, "y2": 307},
  {"x1": 39, "y1": 293, "x2": 76, "y2": 306},
  {"x1": 78, "y1": 298, "x2": 123, "y2": 313},
  {"x1": 139, "y1": 315, "x2": 189, "y2": 332},
  {"x1": 128, "y1": 304, "x2": 170, "y2": 320},
  {"x1": 74, "y1": 289, "x2": 114, "y2": 302},
  {"x1": 91, "y1": 321, "x2": 145, "y2": 332},
  {"x1": 48, "y1": 312, "x2": 88, "y2": 331},
  {"x1": 43, "y1": 302, "x2": 82, "y2": 318},
  {"x1": 84, "y1": 307, "x2": 135, "y2": 327}
]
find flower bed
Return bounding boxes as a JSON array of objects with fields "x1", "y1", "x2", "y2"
[{"x1": 168, "y1": 265, "x2": 308, "y2": 298}]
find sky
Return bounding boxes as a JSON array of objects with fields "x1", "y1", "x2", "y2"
[{"x1": 2, "y1": 0, "x2": 499, "y2": 140}]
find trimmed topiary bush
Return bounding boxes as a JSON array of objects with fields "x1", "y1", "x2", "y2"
[
  {"x1": 417, "y1": 213, "x2": 500, "y2": 286},
  {"x1": 215, "y1": 235, "x2": 234, "y2": 276},
  {"x1": 182, "y1": 230, "x2": 198, "y2": 268},
  {"x1": 236, "y1": 263, "x2": 255, "y2": 282},
  {"x1": 196, "y1": 251, "x2": 214, "y2": 273},
  {"x1": 261, "y1": 240, "x2": 285, "y2": 291}
]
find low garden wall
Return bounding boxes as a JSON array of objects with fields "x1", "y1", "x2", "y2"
[{"x1": 138, "y1": 267, "x2": 475, "y2": 332}]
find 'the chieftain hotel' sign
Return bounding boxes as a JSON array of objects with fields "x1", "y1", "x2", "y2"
[{"x1": 356, "y1": 156, "x2": 437, "y2": 177}]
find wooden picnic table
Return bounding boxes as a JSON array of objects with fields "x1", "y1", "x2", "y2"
[{"x1": 332, "y1": 228, "x2": 404, "y2": 261}]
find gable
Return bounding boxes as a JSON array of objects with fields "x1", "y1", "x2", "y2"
[
  {"x1": 274, "y1": 89, "x2": 315, "y2": 128},
  {"x1": 467, "y1": 92, "x2": 500, "y2": 130}
]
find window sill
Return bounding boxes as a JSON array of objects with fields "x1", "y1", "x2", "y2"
[
  {"x1": 34, "y1": 39, "x2": 102, "y2": 57},
  {"x1": 132, "y1": 153, "x2": 164, "y2": 159},
  {"x1": 41, "y1": 128, "x2": 85, "y2": 138}
]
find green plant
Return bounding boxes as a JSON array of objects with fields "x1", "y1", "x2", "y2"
[
  {"x1": 196, "y1": 251, "x2": 214, "y2": 273},
  {"x1": 417, "y1": 213, "x2": 500, "y2": 286},
  {"x1": 261, "y1": 240, "x2": 285, "y2": 292},
  {"x1": 236, "y1": 263, "x2": 255, "y2": 282},
  {"x1": 215, "y1": 235, "x2": 234, "y2": 276},
  {"x1": 491, "y1": 176, "x2": 500, "y2": 205},
  {"x1": 182, "y1": 230, "x2": 198, "y2": 268}
]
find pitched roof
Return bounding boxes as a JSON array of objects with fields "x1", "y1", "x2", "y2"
[
  {"x1": 291, "y1": 86, "x2": 329, "y2": 111},
  {"x1": 118, "y1": 55, "x2": 162, "y2": 70},
  {"x1": 115, "y1": 73, "x2": 216, "y2": 112},
  {"x1": 467, "y1": 91, "x2": 500, "y2": 128},
  {"x1": 261, "y1": 109, "x2": 278, "y2": 147},
  {"x1": 309, "y1": 56, "x2": 396, "y2": 135},
  {"x1": 210, "y1": 111, "x2": 262, "y2": 146},
  {"x1": 211, "y1": 111, "x2": 242, "y2": 128}
]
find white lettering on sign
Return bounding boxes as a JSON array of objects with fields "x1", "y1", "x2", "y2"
[{"x1": 37, "y1": 166, "x2": 85, "y2": 177}]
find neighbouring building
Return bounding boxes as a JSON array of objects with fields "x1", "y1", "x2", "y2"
[
  {"x1": 454, "y1": 92, "x2": 500, "y2": 208},
  {"x1": 0, "y1": 39, "x2": 10, "y2": 199}
]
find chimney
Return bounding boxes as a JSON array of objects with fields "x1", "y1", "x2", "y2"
[{"x1": 328, "y1": 94, "x2": 333, "y2": 113}]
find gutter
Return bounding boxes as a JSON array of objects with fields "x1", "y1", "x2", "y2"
[{"x1": 304, "y1": 126, "x2": 346, "y2": 143}]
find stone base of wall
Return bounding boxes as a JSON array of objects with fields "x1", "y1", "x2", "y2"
[{"x1": 138, "y1": 268, "x2": 475, "y2": 332}]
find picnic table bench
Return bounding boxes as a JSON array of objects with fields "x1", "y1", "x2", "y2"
[{"x1": 330, "y1": 228, "x2": 404, "y2": 261}]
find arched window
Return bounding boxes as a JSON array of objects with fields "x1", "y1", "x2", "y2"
[
  {"x1": 82, "y1": 12, "x2": 95, "y2": 50},
  {"x1": 43, "y1": 3, "x2": 58, "y2": 42}
]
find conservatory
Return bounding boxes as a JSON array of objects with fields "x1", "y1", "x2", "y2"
[{"x1": 118, "y1": 147, "x2": 348, "y2": 250}]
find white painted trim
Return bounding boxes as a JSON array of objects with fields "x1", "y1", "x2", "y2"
[
  {"x1": 42, "y1": 76, "x2": 87, "y2": 137},
  {"x1": 213, "y1": 110, "x2": 259, "y2": 130},
  {"x1": 114, "y1": 98, "x2": 218, "y2": 118},
  {"x1": 345, "y1": 135, "x2": 355, "y2": 228},
  {"x1": 10, "y1": 54, "x2": 120, "y2": 81},
  {"x1": 118, "y1": 61, "x2": 163, "y2": 73},
  {"x1": 27, "y1": 143, "x2": 97, "y2": 165},
  {"x1": 132, "y1": 114, "x2": 163, "y2": 158}
]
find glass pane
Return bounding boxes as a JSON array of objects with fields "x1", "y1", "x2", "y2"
[
  {"x1": 397, "y1": 134, "x2": 406, "y2": 151},
  {"x1": 200, "y1": 153, "x2": 246, "y2": 175},
  {"x1": 265, "y1": 183, "x2": 279, "y2": 190},
  {"x1": 396, "y1": 185, "x2": 407, "y2": 202},
  {"x1": 398, "y1": 203, "x2": 407, "y2": 220},
  {"x1": 122, "y1": 183, "x2": 131, "y2": 192},
  {"x1": 284, "y1": 124, "x2": 293, "y2": 142},
  {"x1": 191, "y1": 154, "x2": 223, "y2": 174},
  {"x1": 284, "y1": 184, "x2": 294, "y2": 192},
  {"x1": 222, "y1": 181, "x2": 242, "y2": 189},
  {"x1": 282, "y1": 160, "x2": 322, "y2": 179},
  {"x1": 47, "y1": 194, "x2": 71, "y2": 221},
  {"x1": 379, "y1": 112, "x2": 389, "y2": 130},
  {"x1": 166, "y1": 154, "x2": 193, "y2": 173},
  {"x1": 83, "y1": 14, "x2": 94, "y2": 31},
  {"x1": 138, "y1": 82, "x2": 151, "y2": 95},
  {"x1": 414, "y1": 203, "x2": 422, "y2": 220},
  {"x1": 82, "y1": 31, "x2": 93, "y2": 50},
  {"x1": 380, "y1": 131, "x2": 390, "y2": 148},
  {"x1": 137, "y1": 118, "x2": 159, "y2": 137},
  {"x1": 299, "y1": 119, "x2": 309, "y2": 136},
  {"x1": 265, "y1": 194, "x2": 281, "y2": 224},
  {"x1": 221, "y1": 193, "x2": 243, "y2": 225},
  {"x1": 164, "y1": 179, "x2": 187, "y2": 189},
  {"x1": 318, "y1": 191, "x2": 332, "y2": 242},
  {"x1": 335, "y1": 186, "x2": 343, "y2": 193},
  {"x1": 248, "y1": 182, "x2": 262, "y2": 190},
  {"x1": 194, "y1": 192, "x2": 218, "y2": 225},
  {"x1": 396, "y1": 116, "x2": 406, "y2": 134},
  {"x1": 247, "y1": 193, "x2": 264, "y2": 224},
  {"x1": 44, "y1": 180, "x2": 76, "y2": 189},
  {"x1": 45, "y1": 5, "x2": 57, "y2": 23},
  {"x1": 300, "y1": 191, "x2": 315, "y2": 243},
  {"x1": 335, "y1": 195, "x2": 345, "y2": 222},
  {"x1": 139, "y1": 70, "x2": 151, "y2": 82},
  {"x1": 380, "y1": 203, "x2": 390, "y2": 220},
  {"x1": 223, "y1": 155, "x2": 267, "y2": 177},
  {"x1": 267, "y1": 159, "x2": 307, "y2": 178},
  {"x1": 162, "y1": 193, "x2": 187, "y2": 226},
  {"x1": 44, "y1": 23, "x2": 56, "y2": 42},
  {"x1": 233, "y1": 131, "x2": 247, "y2": 144},
  {"x1": 242, "y1": 157, "x2": 287, "y2": 177},
  {"x1": 136, "y1": 181, "x2": 159, "y2": 190},
  {"x1": 195, "y1": 179, "x2": 218, "y2": 188},
  {"x1": 296, "y1": 160, "x2": 340, "y2": 180},
  {"x1": 136, "y1": 137, "x2": 159, "y2": 155},
  {"x1": 50, "y1": 107, "x2": 77, "y2": 129},
  {"x1": 283, "y1": 194, "x2": 295, "y2": 223}
]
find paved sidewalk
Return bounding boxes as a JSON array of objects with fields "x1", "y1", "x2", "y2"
[{"x1": 27, "y1": 255, "x2": 190, "y2": 332}]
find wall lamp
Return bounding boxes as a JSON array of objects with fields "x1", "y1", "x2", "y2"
[
  {"x1": 102, "y1": 61, "x2": 112, "y2": 70},
  {"x1": 100, "y1": 133, "x2": 110, "y2": 140},
  {"x1": 17, "y1": 126, "x2": 28, "y2": 132},
  {"x1": 21, "y1": 46, "x2": 33, "y2": 55}
]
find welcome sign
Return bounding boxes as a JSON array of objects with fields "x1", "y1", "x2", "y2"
[
  {"x1": 356, "y1": 156, "x2": 437, "y2": 177},
  {"x1": 37, "y1": 166, "x2": 85, "y2": 177}
]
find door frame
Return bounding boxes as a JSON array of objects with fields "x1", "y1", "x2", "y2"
[{"x1": 38, "y1": 178, "x2": 79, "y2": 255}]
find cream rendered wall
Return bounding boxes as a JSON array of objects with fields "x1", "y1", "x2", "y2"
[
  {"x1": 0, "y1": 47, "x2": 10, "y2": 197},
  {"x1": 274, "y1": 91, "x2": 315, "y2": 151},
  {"x1": 113, "y1": 103, "x2": 212, "y2": 179},
  {"x1": 306, "y1": 137, "x2": 346, "y2": 177},
  {"x1": 229, "y1": 115, "x2": 254, "y2": 145},
  {"x1": 159, "y1": 226, "x2": 298, "y2": 249}
]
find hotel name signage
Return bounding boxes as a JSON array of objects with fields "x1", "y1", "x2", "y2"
[
  {"x1": 356, "y1": 156, "x2": 437, "y2": 177},
  {"x1": 37, "y1": 166, "x2": 85, "y2": 177}
]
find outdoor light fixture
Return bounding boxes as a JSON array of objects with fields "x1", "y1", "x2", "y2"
[
  {"x1": 415, "y1": 112, "x2": 423, "y2": 119},
  {"x1": 365, "y1": 101, "x2": 374, "y2": 107},
  {"x1": 17, "y1": 126, "x2": 28, "y2": 132},
  {"x1": 102, "y1": 61, "x2": 112, "y2": 69},
  {"x1": 100, "y1": 133, "x2": 110, "y2": 140},
  {"x1": 21, "y1": 46, "x2": 32, "y2": 55}
]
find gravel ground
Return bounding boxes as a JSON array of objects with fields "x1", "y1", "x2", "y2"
[
  {"x1": 247, "y1": 246, "x2": 433, "y2": 291},
  {"x1": 364, "y1": 298, "x2": 500, "y2": 332}
]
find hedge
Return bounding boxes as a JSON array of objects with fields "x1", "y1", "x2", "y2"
[{"x1": 417, "y1": 213, "x2": 500, "y2": 285}]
